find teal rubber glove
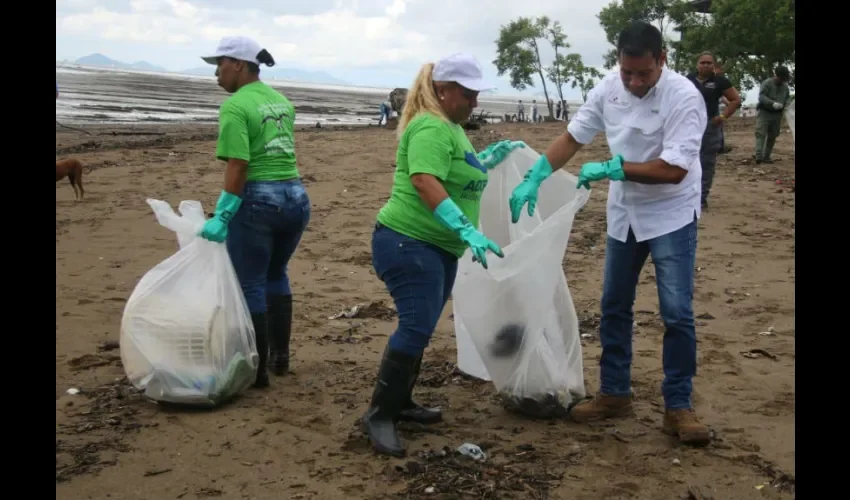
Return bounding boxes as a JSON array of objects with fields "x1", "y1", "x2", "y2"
[
  {"x1": 433, "y1": 198, "x2": 504, "y2": 269},
  {"x1": 509, "y1": 154, "x2": 553, "y2": 223},
  {"x1": 577, "y1": 155, "x2": 626, "y2": 190},
  {"x1": 199, "y1": 190, "x2": 243, "y2": 243},
  {"x1": 477, "y1": 140, "x2": 527, "y2": 169}
]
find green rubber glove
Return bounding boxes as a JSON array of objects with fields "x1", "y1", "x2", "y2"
[
  {"x1": 477, "y1": 140, "x2": 527, "y2": 169},
  {"x1": 509, "y1": 154, "x2": 553, "y2": 223},
  {"x1": 577, "y1": 155, "x2": 625, "y2": 190},
  {"x1": 199, "y1": 190, "x2": 242, "y2": 243},
  {"x1": 433, "y1": 198, "x2": 504, "y2": 269}
]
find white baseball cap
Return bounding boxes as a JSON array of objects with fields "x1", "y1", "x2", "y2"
[
  {"x1": 202, "y1": 36, "x2": 263, "y2": 65},
  {"x1": 432, "y1": 53, "x2": 494, "y2": 92}
]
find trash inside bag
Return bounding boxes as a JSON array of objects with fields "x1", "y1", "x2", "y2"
[
  {"x1": 784, "y1": 98, "x2": 795, "y2": 149},
  {"x1": 453, "y1": 147, "x2": 590, "y2": 418},
  {"x1": 120, "y1": 199, "x2": 259, "y2": 408}
]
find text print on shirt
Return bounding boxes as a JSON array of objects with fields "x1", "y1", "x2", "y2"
[
  {"x1": 460, "y1": 152, "x2": 488, "y2": 201},
  {"x1": 259, "y1": 103, "x2": 295, "y2": 155}
]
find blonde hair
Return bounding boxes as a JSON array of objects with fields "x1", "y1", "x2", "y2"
[{"x1": 397, "y1": 62, "x2": 451, "y2": 139}]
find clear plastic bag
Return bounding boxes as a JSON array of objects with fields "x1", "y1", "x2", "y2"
[
  {"x1": 784, "y1": 98, "x2": 795, "y2": 149},
  {"x1": 452, "y1": 147, "x2": 590, "y2": 418},
  {"x1": 119, "y1": 199, "x2": 259, "y2": 407}
]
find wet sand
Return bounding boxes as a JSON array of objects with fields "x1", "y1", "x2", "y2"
[
  {"x1": 56, "y1": 118, "x2": 795, "y2": 499},
  {"x1": 56, "y1": 66, "x2": 527, "y2": 126}
]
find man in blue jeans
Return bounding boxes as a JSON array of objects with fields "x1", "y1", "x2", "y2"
[{"x1": 509, "y1": 21, "x2": 710, "y2": 446}]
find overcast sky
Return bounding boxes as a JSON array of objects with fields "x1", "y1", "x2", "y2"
[{"x1": 56, "y1": 0, "x2": 632, "y2": 99}]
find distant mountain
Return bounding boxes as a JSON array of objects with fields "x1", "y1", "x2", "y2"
[
  {"x1": 75, "y1": 53, "x2": 168, "y2": 73},
  {"x1": 181, "y1": 66, "x2": 350, "y2": 86},
  {"x1": 70, "y1": 52, "x2": 350, "y2": 86}
]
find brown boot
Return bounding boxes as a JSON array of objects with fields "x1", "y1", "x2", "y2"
[
  {"x1": 662, "y1": 409, "x2": 710, "y2": 446},
  {"x1": 569, "y1": 394, "x2": 633, "y2": 423}
]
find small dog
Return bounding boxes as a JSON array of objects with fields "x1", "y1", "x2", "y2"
[{"x1": 56, "y1": 158, "x2": 88, "y2": 201}]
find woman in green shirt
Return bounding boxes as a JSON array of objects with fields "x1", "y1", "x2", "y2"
[
  {"x1": 199, "y1": 36, "x2": 311, "y2": 389},
  {"x1": 361, "y1": 53, "x2": 525, "y2": 457}
]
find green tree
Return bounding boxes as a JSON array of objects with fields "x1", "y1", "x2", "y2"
[
  {"x1": 544, "y1": 21, "x2": 570, "y2": 114},
  {"x1": 595, "y1": 0, "x2": 795, "y2": 93},
  {"x1": 597, "y1": 0, "x2": 681, "y2": 69},
  {"x1": 494, "y1": 16, "x2": 556, "y2": 118},
  {"x1": 673, "y1": 0, "x2": 795, "y2": 91},
  {"x1": 560, "y1": 54, "x2": 605, "y2": 101}
]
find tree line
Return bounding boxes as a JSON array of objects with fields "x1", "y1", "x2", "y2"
[{"x1": 494, "y1": 0, "x2": 795, "y2": 119}]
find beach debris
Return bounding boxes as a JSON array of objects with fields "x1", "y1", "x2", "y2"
[
  {"x1": 98, "y1": 340, "x2": 120, "y2": 352},
  {"x1": 758, "y1": 326, "x2": 776, "y2": 336},
  {"x1": 397, "y1": 443, "x2": 563, "y2": 498},
  {"x1": 101, "y1": 131, "x2": 166, "y2": 137},
  {"x1": 457, "y1": 443, "x2": 487, "y2": 462},
  {"x1": 740, "y1": 348, "x2": 778, "y2": 360},
  {"x1": 68, "y1": 353, "x2": 122, "y2": 371},
  {"x1": 682, "y1": 485, "x2": 715, "y2": 500},
  {"x1": 327, "y1": 301, "x2": 396, "y2": 321},
  {"x1": 56, "y1": 379, "x2": 147, "y2": 482},
  {"x1": 66, "y1": 388, "x2": 80, "y2": 395},
  {"x1": 143, "y1": 468, "x2": 172, "y2": 477}
]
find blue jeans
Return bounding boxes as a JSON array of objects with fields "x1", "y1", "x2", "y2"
[
  {"x1": 226, "y1": 180, "x2": 311, "y2": 314},
  {"x1": 372, "y1": 224, "x2": 458, "y2": 357},
  {"x1": 599, "y1": 217, "x2": 698, "y2": 409}
]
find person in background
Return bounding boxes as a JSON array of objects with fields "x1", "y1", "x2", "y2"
[
  {"x1": 687, "y1": 51, "x2": 740, "y2": 209},
  {"x1": 199, "y1": 36, "x2": 312, "y2": 388},
  {"x1": 754, "y1": 66, "x2": 791, "y2": 164},
  {"x1": 362, "y1": 53, "x2": 523, "y2": 457},
  {"x1": 378, "y1": 100, "x2": 391, "y2": 126},
  {"x1": 531, "y1": 100, "x2": 539, "y2": 123},
  {"x1": 713, "y1": 63, "x2": 730, "y2": 154},
  {"x1": 556, "y1": 100, "x2": 562, "y2": 120},
  {"x1": 509, "y1": 21, "x2": 711, "y2": 446},
  {"x1": 517, "y1": 99, "x2": 525, "y2": 122}
]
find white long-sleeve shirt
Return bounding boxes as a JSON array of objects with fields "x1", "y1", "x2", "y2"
[{"x1": 567, "y1": 68, "x2": 707, "y2": 243}]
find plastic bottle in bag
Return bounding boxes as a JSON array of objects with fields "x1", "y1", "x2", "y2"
[{"x1": 120, "y1": 199, "x2": 259, "y2": 407}]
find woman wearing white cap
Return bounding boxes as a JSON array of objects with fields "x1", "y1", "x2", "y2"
[
  {"x1": 361, "y1": 52, "x2": 525, "y2": 457},
  {"x1": 198, "y1": 36, "x2": 312, "y2": 389}
]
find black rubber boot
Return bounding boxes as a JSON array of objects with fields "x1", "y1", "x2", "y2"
[
  {"x1": 251, "y1": 313, "x2": 270, "y2": 388},
  {"x1": 398, "y1": 355, "x2": 443, "y2": 424},
  {"x1": 267, "y1": 295, "x2": 292, "y2": 376},
  {"x1": 361, "y1": 348, "x2": 418, "y2": 457}
]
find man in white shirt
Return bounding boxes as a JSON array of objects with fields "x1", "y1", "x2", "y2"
[{"x1": 508, "y1": 21, "x2": 710, "y2": 446}]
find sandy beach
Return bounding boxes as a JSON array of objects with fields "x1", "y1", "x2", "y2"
[{"x1": 55, "y1": 118, "x2": 795, "y2": 499}]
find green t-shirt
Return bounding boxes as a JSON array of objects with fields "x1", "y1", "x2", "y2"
[
  {"x1": 377, "y1": 112, "x2": 487, "y2": 258},
  {"x1": 215, "y1": 81, "x2": 299, "y2": 182}
]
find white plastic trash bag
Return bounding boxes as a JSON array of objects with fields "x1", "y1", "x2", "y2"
[
  {"x1": 452, "y1": 146, "x2": 590, "y2": 418},
  {"x1": 784, "y1": 98, "x2": 795, "y2": 148},
  {"x1": 120, "y1": 199, "x2": 259, "y2": 407}
]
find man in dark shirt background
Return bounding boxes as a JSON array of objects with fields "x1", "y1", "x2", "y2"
[{"x1": 687, "y1": 51, "x2": 741, "y2": 209}]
